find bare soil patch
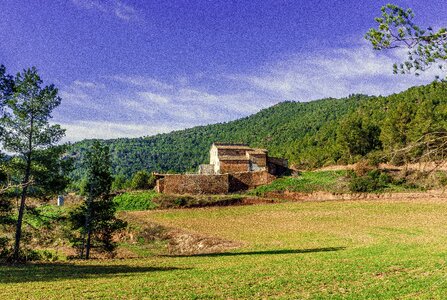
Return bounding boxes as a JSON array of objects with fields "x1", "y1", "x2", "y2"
[
  {"x1": 120, "y1": 212, "x2": 243, "y2": 256},
  {"x1": 165, "y1": 229, "x2": 242, "y2": 256}
]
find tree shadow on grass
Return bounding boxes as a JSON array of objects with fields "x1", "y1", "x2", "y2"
[
  {"x1": 0, "y1": 263, "x2": 187, "y2": 284},
  {"x1": 167, "y1": 246, "x2": 346, "y2": 257}
]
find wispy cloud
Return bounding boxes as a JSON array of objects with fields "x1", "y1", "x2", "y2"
[
  {"x1": 137, "y1": 92, "x2": 170, "y2": 105},
  {"x1": 113, "y1": 1, "x2": 138, "y2": 21},
  {"x1": 55, "y1": 41, "x2": 440, "y2": 142},
  {"x1": 57, "y1": 120, "x2": 187, "y2": 142},
  {"x1": 235, "y1": 44, "x2": 439, "y2": 101},
  {"x1": 71, "y1": 0, "x2": 142, "y2": 22}
]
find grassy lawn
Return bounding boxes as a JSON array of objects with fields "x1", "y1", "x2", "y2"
[
  {"x1": 3, "y1": 198, "x2": 447, "y2": 299},
  {"x1": 250, "y1": 170, "x2": 424, "y2": 196},
  {"x1": 113, "y1": 190, "x2": 160, "y2": 211},
  {"x1": 250, "y1": 170, "x2": 350, "y2": 195}
]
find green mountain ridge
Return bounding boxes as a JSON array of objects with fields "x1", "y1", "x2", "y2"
[{"x1": 69, "y1": 82, "x2": 447, "y2": 179}]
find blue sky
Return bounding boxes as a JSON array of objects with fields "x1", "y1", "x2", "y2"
[{"x1": 1, "y1": 0, "x2": 446, "y2": 141}]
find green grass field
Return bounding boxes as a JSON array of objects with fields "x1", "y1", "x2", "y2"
[
  {"x1": 2, "y1": 198, "x2": 447, "y2": 299},
  {"x1": 249, "y1": 170, "x2": 349, "y2": 195}
]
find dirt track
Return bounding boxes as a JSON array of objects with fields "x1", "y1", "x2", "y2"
[
  {"x1": 263, "y1": 189, "x2": 447, "y2": 202},
  {"x1": 318, "y1": 162, "x2": 447, "y2": 172}
]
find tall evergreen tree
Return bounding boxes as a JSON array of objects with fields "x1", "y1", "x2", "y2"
[
  {"x1": 0, "y1": 65, "x2": 14, "y2": 259},
  {"x1": 69, "y1": 141, "x2": 126, "y2": 259},
  {"x1": 0, "y1": 67, "x2": 65, "y2": 262},
  {"x1": 337, "y1": 115, "x2": 382, "y2": 160}
]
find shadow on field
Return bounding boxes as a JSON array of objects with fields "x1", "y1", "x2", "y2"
[
  {"x1": 168, "y1": 246, "x2": 346, "y2": 257},
  {"x1": 0, "y1": 263, "x2": 186, "y2": 283}
]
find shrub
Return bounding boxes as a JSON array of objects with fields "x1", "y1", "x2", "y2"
[
  {"x1": 366, "y1": 150, "x2": 385, "y2": 167},
  {"x1": 112, "y1": 174, "x2": 128, "y2": 191},
  {"x1": 354, "y1": 160, "x2": 373, "y2": 176},
  {"x1": 130, "y1": 170, "x2": 156, "y2": 190},
  {"x1": 0, "y1": 237, "x2": 11, "y2": 261},
  {"x1": 349, "y1": 169, "x2": 392, "y2": 192}
]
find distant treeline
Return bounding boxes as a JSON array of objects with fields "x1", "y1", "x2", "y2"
[{"x1": 68, "y1": 82, "x2": 447, "y2": 180}]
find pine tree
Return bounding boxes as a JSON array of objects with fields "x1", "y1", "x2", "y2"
[
  {"x1": 69, "y1": 141, "x2": 126, "y2": 259},
  {"x1": 365, "y1": 4, "x2": 446, "y2": 79},
  {"x1": 0, "y1": 67, "x2": 65, "y2": 262}
]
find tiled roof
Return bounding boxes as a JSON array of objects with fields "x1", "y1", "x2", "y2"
[{"x1": 215, "y1": 145, "x2": 253, "y2": 150}]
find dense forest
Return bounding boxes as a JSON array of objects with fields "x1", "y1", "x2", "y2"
[{"x1": 69, "y1": 82, "x2": 447, "y2": 179}]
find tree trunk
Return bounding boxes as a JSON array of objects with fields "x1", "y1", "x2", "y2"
[
  {"x1": 13, "y1": 113, "x2": 34, "y2": 262},
  {"x1": 83, "y1": 185, "x2": 93, "y2": 259},
  {"x1": 85, "y1": 226, "x2": 92, "y2": 259},
  {"x1": 12, "y1": 156, "x2": 31, "y2": 262}
]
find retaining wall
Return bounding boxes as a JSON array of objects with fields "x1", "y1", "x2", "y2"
[
  {"x1": 158, "y1": 174, "x2": 229, "y2": 195},
  {"x1": 157, "y1": 171, "x2": 275, "y2": 195},
  {"x1": 229, "y1": 171, "x2": 276, "y2": 192}
]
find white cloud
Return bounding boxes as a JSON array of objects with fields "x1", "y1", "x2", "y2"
[
  {"x1": 137, "y1": 92, "x2": 171, "y2": 104},
  {"x1": 237, "y1": 44, "x2": 439, "y2": 101},
  {"x1": 56, "y1": 41, "x2": 443, "y2": 142},
  {"x1": 57, "y1": 121, "x2": 187, "y2": 142},
  {"x1": 71, "y1": 0, "x2": 142, "y2": 22},
  {"x1": 114, "y1": 2, "x2": 138, "y2": 21},
  {"x1": 58, "y1": 82, "x2": 101, "y2": 110}
]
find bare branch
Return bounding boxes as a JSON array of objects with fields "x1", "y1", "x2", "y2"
[{"x1": 0, "y1": 179, "x2": 34, "y2": 195}]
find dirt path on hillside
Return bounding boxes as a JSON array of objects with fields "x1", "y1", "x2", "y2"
[
  {"x1": 318, "y1": 162, "x2": 447, "y2": 172},
  {"x1": 263, "y1": 189, "x2": 447, "y2": 202}
]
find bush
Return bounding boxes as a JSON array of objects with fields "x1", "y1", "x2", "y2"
[
  {"x1": 0, "y1": 236, "x2": 11, "y2": 261},
  {"x1": 349, "y1": 169, "x2": 392, "y2": 193},
  {"x1": 366, "y1": 150, "x2": 385, "y2": 167},
  {"x1": 112, "y1": 174, "x2": 128, "y2": 191},
  {"x1": 130, "y1": 170, "x2": 156, "y2": 190},
  {"x1": 20, "y1": 249, "x2": 60, "y2": 262},
  {"x1": 354, "y1": 160, "x2": 373, "y2": 177}
]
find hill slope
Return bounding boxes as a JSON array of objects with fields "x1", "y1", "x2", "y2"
[
  {"x1": 69, "y1": 94, "x2": 369, "y2": 179},
  {"x1": 69, "y1": 82, "x2": 447, "y2": 179}
]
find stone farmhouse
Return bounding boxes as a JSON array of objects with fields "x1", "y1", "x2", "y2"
[
  {"x1": 155, "y1": 143, "x2": 290, "y2": 195},
  {"x1": 198, "y1": 143, "x2": 288, "y2": 175}
]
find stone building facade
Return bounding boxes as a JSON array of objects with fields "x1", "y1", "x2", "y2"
[
  {"x1": 155, "y1": 143, "x2": 290, "y2": 195},
  {"x1": 199, "y1": 143, "x2": 288, "y2": 175}
]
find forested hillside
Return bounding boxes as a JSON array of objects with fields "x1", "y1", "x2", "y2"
[{"x1": 69, "y1": 82, "x2": 447, "y2": 179}]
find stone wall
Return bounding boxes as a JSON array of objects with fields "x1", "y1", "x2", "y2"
[
  {"x1": 198, "y1": 164, "x2": 215, "y2": 175},
  {"x1": 247, "y1": 153, "x2": 267, "y2": 168},
  {"x1": 220, "y1": 160, "x2": 249, "y2": 174},
  {"x1": 268, "y1": 157, "x2": 288, "y2": 168},
  {"x1": 157, "y1": 171, "x2": 275, "y2": 195},
  {"x1": 267, "y1": 157, "x2": 290, "y2": 176},
  {"x1": 158, "y1": 174, "x2": 229, "y2": 195},
  {"x1": 229, "y1": 171, "x2": 276, "y2": 192}
]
